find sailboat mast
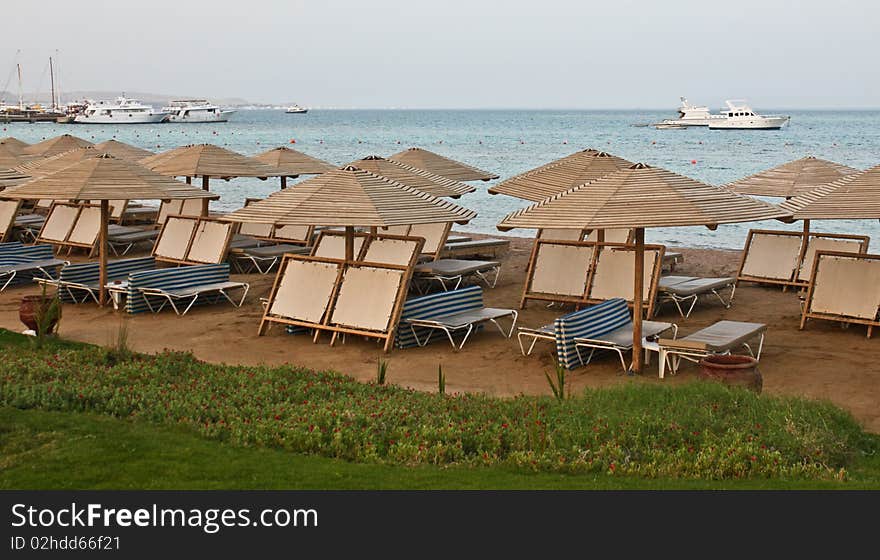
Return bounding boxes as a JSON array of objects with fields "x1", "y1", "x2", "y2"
[
  {"x1": 49, "y1": 57, "x2": 56, "y2": 111},
  {"x1": 17, "y1": 64, "x2": 22, "y2": 110}
]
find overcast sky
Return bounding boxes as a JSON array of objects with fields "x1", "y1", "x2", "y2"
[{"x1": 4, "y1": 0, "x2": 879, "y2": 109}]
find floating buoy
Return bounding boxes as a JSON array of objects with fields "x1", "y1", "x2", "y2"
[
  {"x1": 691, "y1": 159, "x2": 697, "y2": 165},
  {"x1": 396, "y1": 140, "x2": 400, "y2": 144},
  {"x1": 651, "y1": 141, "x2": 656, "y2": 145},
  {"x1": 562, "y1": 140, "x2": 568, "y2": 144},
  {"x1": 478, "y1": 140, "x2": 482, "y2": 144},
  {"x1": 519, "y1": 139, "x2": 525, "y2": 144},
  {"x1": 438, "y1": 140, "x2": 443, "y2": 144},
  {"x1": 156, "y1": 144, "x2": 161, "y2": 148},
  {"x1": 289, "y1": 138, "x2": 296, "y2": 144},
  {"x1": 319, "y1": 140, "x2": 323, "y2": 144}
]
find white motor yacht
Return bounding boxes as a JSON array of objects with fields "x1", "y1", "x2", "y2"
[
  {"x1": 708, "y1": 100, "x2": 790, "y2": 130},
  {"x1": 73, "y1": 96, "x2": 168, "y2": 124},
  {"x1": 653, "y1": 97, "x2": 723, "y2": 128},
  {"x1": 162, "y1": 99, "x2": 236, "y2": 122},
  {"x1": 285, "y1": 104, "x2": 308, "y2": 114}
]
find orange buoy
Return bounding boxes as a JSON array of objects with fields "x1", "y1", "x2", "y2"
[
  {"x1": 289, "y1": 138, "x2": 296, "y2": 144},
  {"x1": 691, "y1": 159, "x2": 697, "y2": 165},
  {"x1": 651, "y1": 141, "x2": 656, "y2": 145}
]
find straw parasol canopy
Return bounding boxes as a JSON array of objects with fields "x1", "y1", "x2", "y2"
[
  {"x1": 224, "y1": 165, "x2": 476, "y2": 260},
  {"x1": 93, "y1": 139, "x2": 154, "y2": 161},
  {"x1": 488, "y1": 149, "x2": 633, "y2": 202},
  {"x1": 253, "y1": 146, "x2": 335, "y2": 182},
  {"x1": 21, "y1": 133, "x2": 94, "y2": 157},
  {"x1": 0, "y1": 137, "x2": 30, "y2": 155},
  {"x1": 726, "y1": 156, "x2": 860, "y2": 199},
  {"x1": 346, "y1": 155, "x2": 476, "y2": 198},
  {"x1": 498, "y1": 163, "x2": 789, "y2": 374},
  {"x1": 0, "y1": 169, "x2": 29, "y2": 190},
  {"x1": 13, "y1": 147, "x2": 101, "y2": 177},
  {"x1": 141, "y1": 143, "x2": 284, "y2": 214},
  {"x1": 779, "y1": 164, "x2": 880, "y2": 220},
  {"x1": 389, "y1": 147, "x2": 499, "y2": 182},
  {"x1": 3, "y1": 153, "x2": 217, "y2": 305},
  {"x1": 0, "y1": 142, "x2": 27, "y2": 169}
]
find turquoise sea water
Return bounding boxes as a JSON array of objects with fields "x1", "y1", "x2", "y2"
[{"x1": 5, "y1": 109, "x2": 880, "y2": 250}]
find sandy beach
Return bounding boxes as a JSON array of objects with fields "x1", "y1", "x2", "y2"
[{"x1": 1, "y1": 233, "x2": 878, "y2": 433}]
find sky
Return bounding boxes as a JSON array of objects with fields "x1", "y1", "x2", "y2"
[{"x1": 4, "y1": 0, "x2": 879, "y2": 109}]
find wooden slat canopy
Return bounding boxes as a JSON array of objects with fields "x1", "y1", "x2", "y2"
[
  {"x1": 14, "y1": 147, "x2": 101, "y2": 177},
  {"x1": 489, "y1": 149, "x2": 632, "y2": 202},
  {"x1": 780, "y1": 164, "x2": 880, "y2": 219},
  {"x1": 498, "y1": 163, "x2": 790, "y2": 231},
  {"x1": 726, "y1": 156, "x2": 859, "y2": 198},
  {"x1": 0, "y1": 137, "x2": 30, "y2": 155},
  {"x1": 140, "y1": 143, "x2": 283, "y2": 178},
  {"x1": 224, "y1": 165, "x2": 475, "y2": 227},
  {"x1": 253, "y1": 146, "x2": 335, "y2": 176},
  {"x1": 93, "y1": 139, "x2": 154, "y2": 161},
  {"x1": 347, "y1": 155, "x2": 476, "y2": 198},
  {"x1": 388, "y1": 147, "x2": 498, "y2": 182},
  {"x1": 21, "y1": 134, "x2": 94, "y2": 157}
]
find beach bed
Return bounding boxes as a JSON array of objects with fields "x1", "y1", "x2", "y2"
[
  {"x1": 657, "y1": 275, "x2": 735, "y2": 317},
  {"x1": 658, "y1": 320, "x2": 767, "y2": 379}
]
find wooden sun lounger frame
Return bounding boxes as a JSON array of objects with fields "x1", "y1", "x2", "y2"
[
  {"x1": 151, "y1": 214, "x2": 234, "y2": 266},
  {"x1": 259, "y1": 234, "x2": 425, "y2": 352},
  {"x1": 0, "y1": 199, "x2": 22, "y2": 243},
  {"x1": 736, "y1": 229, "x2": 870, "y2": 290},
  {"x1": 36, "y1": 202, "x2": 103, "y2": 256},
  {"x1": 521, "y1": 239, "x2": 665, "y2": 318},
  {"x1": 799, "y1": 250, "x2": 880, "y2": 338}
]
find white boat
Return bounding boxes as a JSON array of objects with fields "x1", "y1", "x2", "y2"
[
  {"x1": 653, "y1": 97, "x2": 723, "y2": 128},
  {"x1": 73, "y1": 96, "x2": 168, "y2": 124},
  {"x1": 162, "y1": 99, "x2": 236, "y2": 122},
  {"x1": 285, "y1": 104, "x2": 308, "y2": 114},
  {"x1": 708, "y1": 100, "x2": 790, "y2": 130}
]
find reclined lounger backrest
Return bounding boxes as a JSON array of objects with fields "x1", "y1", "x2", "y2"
[
  {"x1": 396, "y1": 285, "x2": 484, "y2": 348},
  {"x1": 56, "y1": 256, "x2": 156, "y2": 303},
  {"x1": 554, "y1": 297, "x2": 631, "y2": 370}
]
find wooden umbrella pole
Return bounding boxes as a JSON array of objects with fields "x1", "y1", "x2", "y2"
[
  {"x1": 185, "y1": 176, "x2": 191, "y2": 185},
  {"x1": 202, "y1": 175, "x2": 210, "y2": 216},
  {"x1": 631, "y1": 228, "x2": 645, "y2": 374},
  {"x1": 280, "y1": 176, "x2": 287, "y2": 190},
  {"x1": 345, "y1": 226, "x2": 355, "y2": 262},
  {"x1": 98, "y1": 200, "x2": 109, "y2": 307}
]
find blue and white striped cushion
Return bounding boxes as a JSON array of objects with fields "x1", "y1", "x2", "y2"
[
  {"x1": 395, "y1": 286, "x2": 484, "y2": 348},
  {"x1": 57, "y1": 257, "x2": 156, "y2": 303},
  {"x1": 554, "y1": 298, "x2": 632, "y2": 369},
  {"x1": 0, "y1": 243, "x2": 58, "y2": 287},
  {"x1": 126, "y1": 263, "x2": 230, "y2": 314}
]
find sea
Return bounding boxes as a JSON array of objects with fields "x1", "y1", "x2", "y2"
[{"x1": 5, "y1": 109, "x2": 880, "y2": 250}]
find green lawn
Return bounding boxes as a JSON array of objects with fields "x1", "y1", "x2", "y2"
[
  {"x1": 2, "y1": 407, "x2": 879, "y2": 490},
  {"x1": 2, "y1": 329, "x2": 879, "y2": 489}
]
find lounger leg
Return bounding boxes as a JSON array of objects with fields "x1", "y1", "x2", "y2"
[
  {"x1": 685, "y1": 295, "x2": 698, "y2": 318},
  {"x1": 180, "y1": 295, "x2": 200, "y2": 316},
  {"x1": 0, "y1": 271, "x2": 14, "y2": 292},
  {"x1": 729, "y1": 283, "x2": 737, "y2": 303},
  {"x1": 659, "y1": 349, "x2": 667, "y2": 379},
  {"x1": 456, "y1": 324, "x2": 475, "y2": 350},
  {"x1": 616, "y1": 349, "x2": 628, "y2": 374},
  {"x1": 755, "y1": 333, "x2": 764, "y2": 360}
]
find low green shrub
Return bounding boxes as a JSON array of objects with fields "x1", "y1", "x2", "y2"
[{"x1": 0, "y1": 344, "x2": 871, "y2": 480}]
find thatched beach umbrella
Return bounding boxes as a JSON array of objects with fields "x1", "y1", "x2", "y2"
[
  {"x1": 93, "y1": 139, "x2": 154, "y2": 162},
  {"x1": 2, "y1": 153, "x2": 217, "y2": 305},
  {"x1": 224, "y1": 165, "x2": 476, "y2": 261},
  {"x1": 780, "y1": 164, "x2": 880, "y2": 222},
  {"x1": 347, "y1": 155, "x2": 476, "y2": 198},
  {"x1": 14, "y1": 147, "x2": 100, "y2": 177},
  {"x1": 389, "y1": 147, "x2": 499, "y2": 182},
  {"x1": 498, "y1": 163, "x2": 789, "y2": 374},
  {"x1": 22, "y1": 133, "x2": 94, "y2": 157},
  {"x1": 0, "y1": 137, "x2": 30, "y2": 155},
  {"x1": 0, "y1": 169, "x2": 29, "y2": 190},
  {"x1": 0, "y1": 142, "x2": 27, "y2": 170},
  {"x1": 140, "y1": 143, "x2": 283, "y2": 214},
  {"x1": 253, "y1": 146, "x2": 335, "y2": 188},
  {"x1": 727, "y1": 155, "x2": 861, "y2": 240},
  {"x1": 488, "y1": 149, "x2": 632, "y2": 202}
]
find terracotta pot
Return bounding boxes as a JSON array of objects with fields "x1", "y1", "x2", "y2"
[
  {"x1": 19, "y1": 295, "x2": 61, "y2": 335},
  {"x1": 698, "y1": 354, "x2": 762, "y2": 393}
]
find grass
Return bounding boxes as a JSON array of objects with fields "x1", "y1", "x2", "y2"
[
  {"x1": 3, "y1": 407, "x2": 880, "y2": 490},
  {"x1": 1, "y1": 328, "x2": 879, "y2": 489}
]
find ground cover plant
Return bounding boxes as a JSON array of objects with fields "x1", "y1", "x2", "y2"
[{"x1": 0, "y1": 329, "x2": 875, "y2": 481}]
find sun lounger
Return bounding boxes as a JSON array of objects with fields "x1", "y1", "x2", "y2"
[
  {"x1": 799, "y1": 251, "x2": 880, "y2": 337},
  {"x1": 44, "y1": 256, "x2": 156, "y2": 304},
  {"x1": 0, "y1": 199, "x2": 20, "y2": 243},
  {"x1": 407, "y1": 222, "x2": 452, "y2": 260},
  {"x1": 121, "y1": 205, "x2": 159, "y2": 224},
  {"x1": 414, "y1": 258, "x2": 501, "y2": 290},
  {"x1": 108, "y1": 229, "x2": 161, "y2": 256},
  {"x1": 401, "y1": 286, "x2": 517, "y2": 350},
  {"x1": 663, "y1": 251, "x2": 683, "y2": 271},
  {"x1": 445, "y1": 234, "x2": 472, "y2": 244},
  {"x1": 231, "y1": 243, "x2": 310, "y2": 274},
  {"x1": 440, "y1": 238, "x2": 509, "y2": 259},
  {"x1": 657, "y1": 275, "x2": 735, "y2": 317},
  {"x1": 516, "y1": 297, "x2": 676, "y2": 372},
  {"x1": 129, "y1": 263, "x2": 247, "y2": 315},
  {"x1": 0, "y1": 243, "x2": 68, "y2": 291},
  {"x1": 658, "y1": 320, "x2": 766, "y2": 379}
]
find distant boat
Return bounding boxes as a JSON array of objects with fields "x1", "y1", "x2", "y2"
[
  {"x1": 285, "y1": 104, "x2": 308, "y2": 114},
  {"x1": 652, "y1": 97, "x2": 722, "y2": 128},
  {"x1": 73, "y1": 96, "x2": 169, "y2": 124},
  {"x1": 708, "y1": 100, "x2": 790, "y2": 130},
  {"x1": 162, "y1": 99, "x2": 236, "y2": 122}
]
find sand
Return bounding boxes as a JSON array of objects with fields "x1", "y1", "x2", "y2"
[{"x1": 2, "y1": 234, "x2": 878, "y2": 433}]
